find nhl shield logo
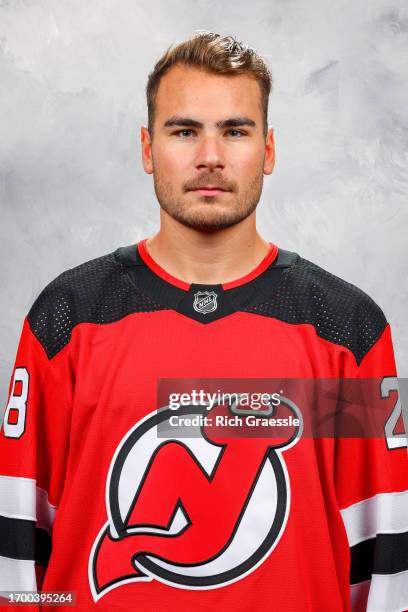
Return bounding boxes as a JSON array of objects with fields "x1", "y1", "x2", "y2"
[{"x1": 193, "y1": 291, "x2": 218, "y2": 314}]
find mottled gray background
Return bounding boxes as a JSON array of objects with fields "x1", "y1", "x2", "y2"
[{"x1": 1, "y1": 0, "x2": 407, "y2": 416}]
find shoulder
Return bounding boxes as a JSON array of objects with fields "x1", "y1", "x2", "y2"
[
  {"x1": 26, "y1": 247, "x2": 158, "y2": 359},
  {"x1": 250, "y1": 249, "x2": 388, "y2": 364}
]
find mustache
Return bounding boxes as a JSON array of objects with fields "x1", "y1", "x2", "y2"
[{"x1": 184, "y1": 175, "x2": 234, "y2": 191}]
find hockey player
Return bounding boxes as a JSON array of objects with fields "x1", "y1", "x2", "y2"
[{"x1": 1, "y1": 31, "x2": 407, "y2": 611}]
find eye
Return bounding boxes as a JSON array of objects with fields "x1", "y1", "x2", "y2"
[
  {"x1": 173, "y1": 129, "x2": 195, "y2": 137},
  {"x1": 226, "y1": 129, "x2": 246, "y2": 137}
]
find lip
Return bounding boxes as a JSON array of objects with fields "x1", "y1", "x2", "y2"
[{"x1": 191, "y1": 188, "x2": 228, "y2": 195}]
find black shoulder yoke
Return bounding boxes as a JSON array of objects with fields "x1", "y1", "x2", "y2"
[
  {"x1": 27, "y1": 247, "x2": 387, "y2": 365},
  {"x1": 244, "y1": 254, "x2": 387, "y2": 365},
  {"x1": 27, "y1": 251, "x2": 165, "y2": 359}
]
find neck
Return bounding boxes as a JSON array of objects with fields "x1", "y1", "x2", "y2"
[{"x1": 144, "y1": 213, "x2": 271, "y2": 285}]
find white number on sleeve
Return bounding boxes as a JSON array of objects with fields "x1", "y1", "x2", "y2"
[
  {"x1": 382, "y1": 376, "x2": 408, "y2": 450},
  {"x1": 3, "y1": 367, "x2": 30, "y2": 439}
]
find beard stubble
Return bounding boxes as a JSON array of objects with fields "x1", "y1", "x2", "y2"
[{"x1": 152, "y1": 167, "x2": 264, "y2": 232}]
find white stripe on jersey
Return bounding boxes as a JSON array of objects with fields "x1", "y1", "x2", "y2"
[
  {"x1": 0, "y1": 475, "x2": 56, "y2": 533},
  {"x1": 351, "y1": 570, "x2": 408, "y2": 612},
  {"x1": 0, "y1": 555, "x2": 36, "y2": 591},
  {"x1": 340, "y1": 489, "x2": 408, "y2": 547}
]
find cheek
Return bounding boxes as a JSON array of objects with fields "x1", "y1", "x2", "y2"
[
  {"x1": 154, "y1": 153, "x2": 187, "y2": 190},
  {"x1": 159, "y1": 144, "x2": 189, "y2": 168},
  {"x1": 232, "y1": 153, "x2": 264, "y2": 179},
  {"x1": 228, "y1": 142, "x2": 263, "y2": 166}
]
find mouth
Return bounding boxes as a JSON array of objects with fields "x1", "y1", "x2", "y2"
[{"x1": 191, "y1": 187, "x2": 228, "y2": 196}]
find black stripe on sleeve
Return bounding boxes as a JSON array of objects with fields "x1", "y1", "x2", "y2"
[
  {"x1": 0, "y1": 515, "x2": 52, "y2": 567},
  {"x1": 350, "y1": 531, "x2": 408, "y2": 584}
]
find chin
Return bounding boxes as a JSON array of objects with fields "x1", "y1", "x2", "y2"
[{"x1": 181, "y1": 212, "x2": 244, "y2": 232}]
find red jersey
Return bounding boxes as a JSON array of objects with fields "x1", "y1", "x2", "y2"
[{"x1": 0, "y1": 239, "x2": 407, "y2": 611}]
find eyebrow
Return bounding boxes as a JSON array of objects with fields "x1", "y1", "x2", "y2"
[{"x1": 163, "y1": 116, "x2": 256, "y2": 130}]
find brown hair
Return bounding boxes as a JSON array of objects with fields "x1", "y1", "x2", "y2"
[{"x1": 146, "y1": 31, "x2": 273, "y2": 139}]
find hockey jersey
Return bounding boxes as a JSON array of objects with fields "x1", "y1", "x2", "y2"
[{"x1": 0, "y1": 238, "x2": 407, "y2": 611}]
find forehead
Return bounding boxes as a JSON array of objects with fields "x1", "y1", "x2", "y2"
[{"x1": 154, "y1": 65, "x2": 263, "y2": 122}]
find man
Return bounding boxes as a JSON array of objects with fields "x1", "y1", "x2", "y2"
[{"x1": 0, "y1": 31, "x2": 407, "y2": 612}]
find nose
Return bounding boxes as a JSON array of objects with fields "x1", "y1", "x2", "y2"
[{"x1": 195, "y1": 135, "x2": 225, "y2": 171}]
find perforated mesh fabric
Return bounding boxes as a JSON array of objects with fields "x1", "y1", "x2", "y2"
[
  {"x1": 244, "y1": 255, "x2": 387, "y2": 365},
  {"x1": 27, "y1": 252, "x2": 165, "y2": 359},
  {"x1": 27, "y1": 247, "x2": 387, "y2": 365}
]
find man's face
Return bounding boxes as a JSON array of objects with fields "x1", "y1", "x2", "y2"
[{"x1": 141, "y1": 65, "x2": 275, "y2": 232}]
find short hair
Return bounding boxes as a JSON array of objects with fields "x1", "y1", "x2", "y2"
[{"x1": 146, "y1": 31, "x2": 273, "y2": 139}]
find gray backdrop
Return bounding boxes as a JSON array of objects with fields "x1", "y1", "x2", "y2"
[{"x1": 1, "y1": 0, "x2": 407, "y2": 417}]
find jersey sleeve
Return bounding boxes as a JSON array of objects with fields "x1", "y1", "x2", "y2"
[
  {"x1": 335, "y1": 322, "x2": 408, "y2": 612},
  {"x1": 0, "y1": 315, "x2": 74, "y2": 595}
]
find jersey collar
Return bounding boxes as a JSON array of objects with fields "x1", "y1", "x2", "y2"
[{"x1": 137, "y1": 238, "x2": 279, "y2": 291}]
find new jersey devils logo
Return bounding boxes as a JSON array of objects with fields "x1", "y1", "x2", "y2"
[{"x1": 89, "y1": 399, "x2": 302, "y2": 601}]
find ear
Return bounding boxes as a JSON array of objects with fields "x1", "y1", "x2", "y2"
[
  {"x1": 141, "y1": 126, "x2": 154, "y2": 174},
  {"x1": 263, "y1": 127, "x2": 275, "y2": 175}
]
